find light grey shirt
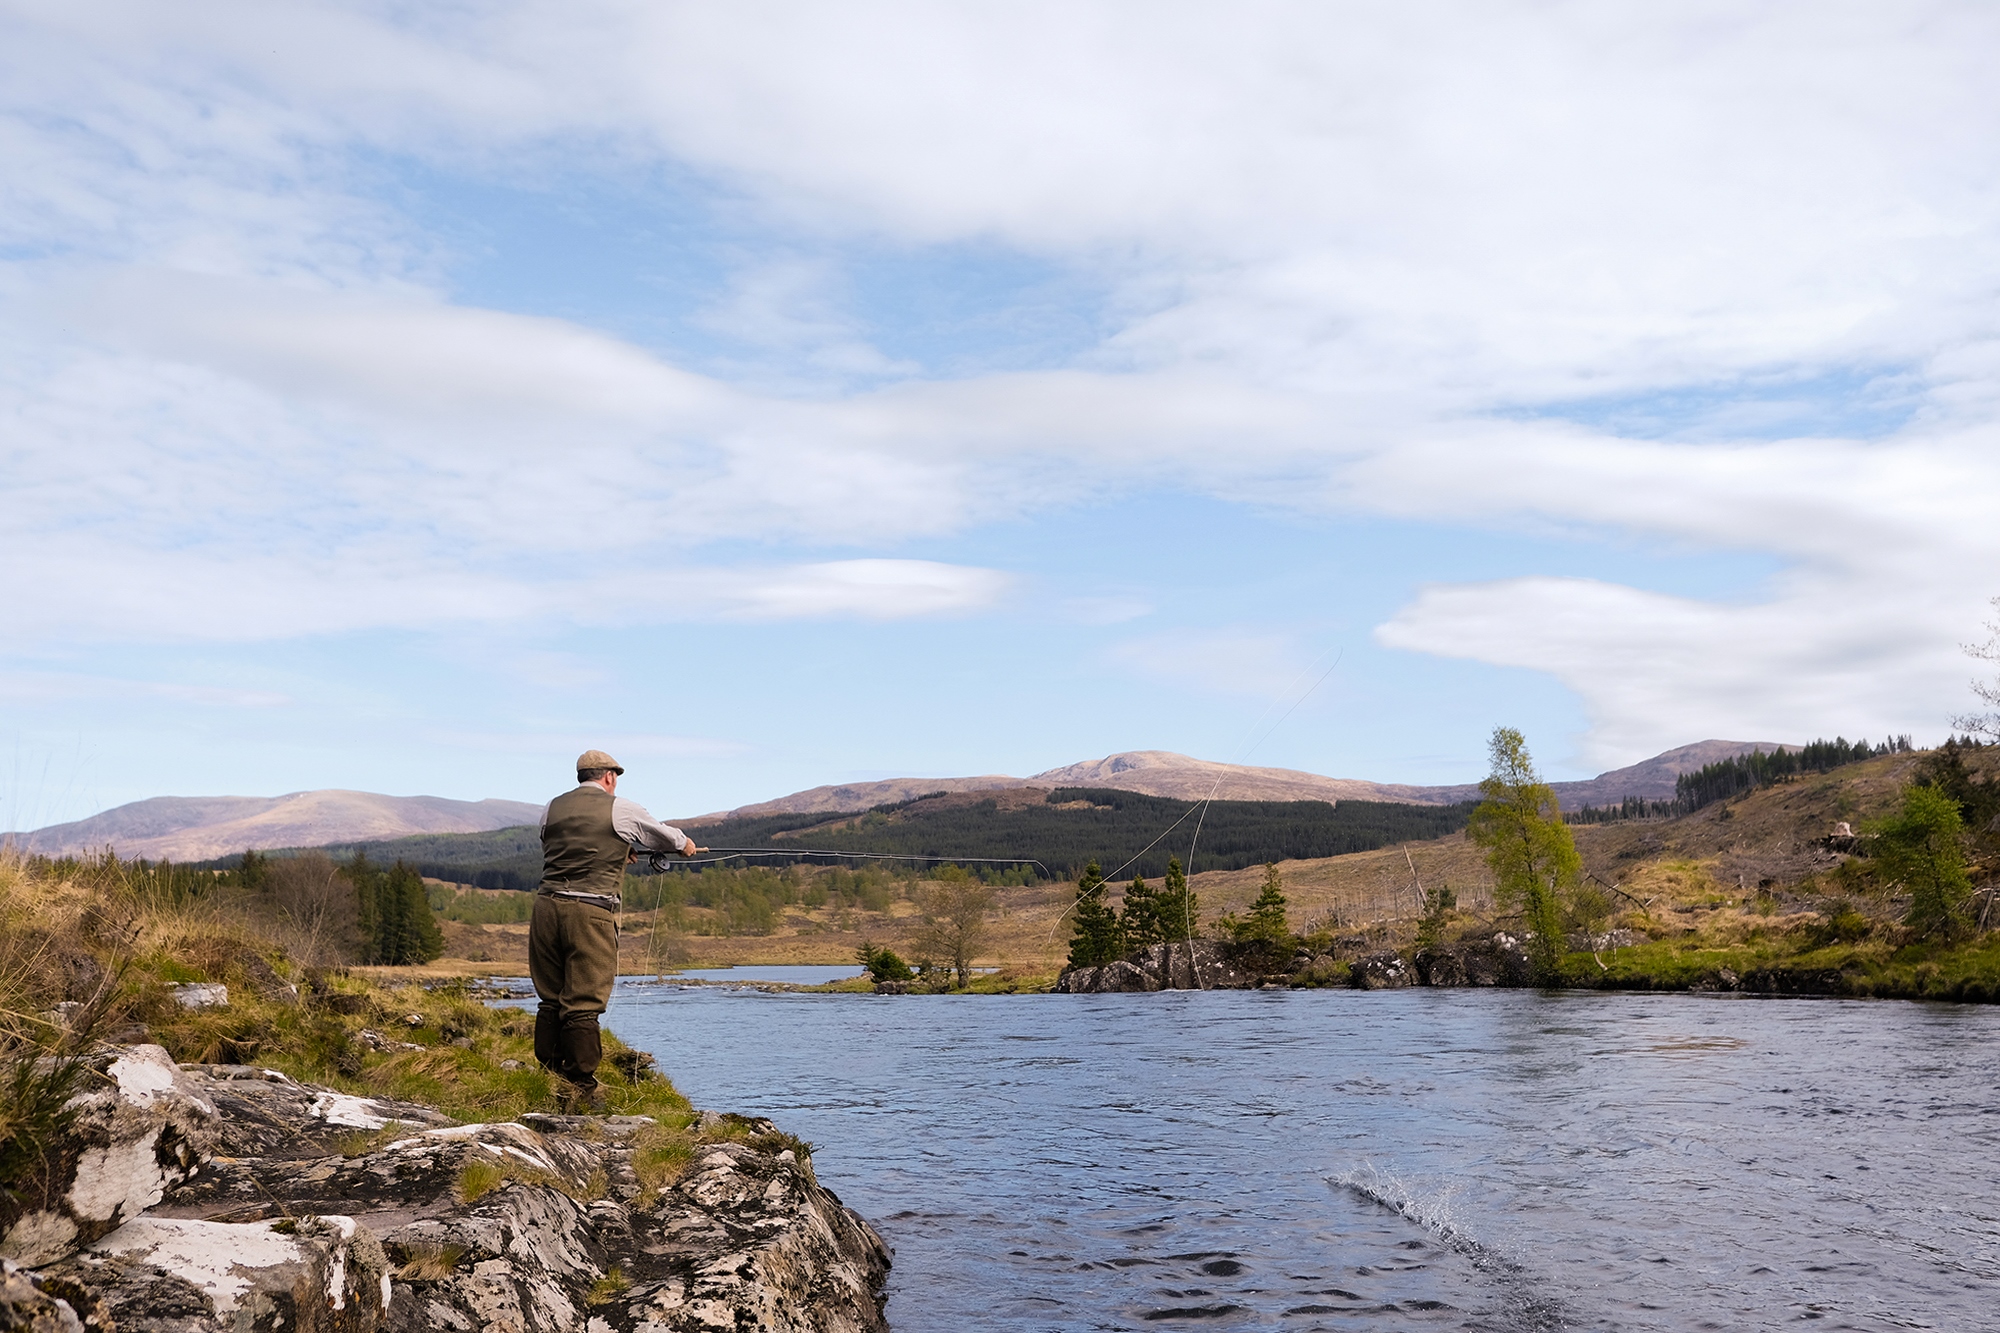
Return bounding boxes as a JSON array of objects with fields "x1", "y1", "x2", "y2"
[{"x1": 539, "y1": 785, "x2": 692, "y2": 855}]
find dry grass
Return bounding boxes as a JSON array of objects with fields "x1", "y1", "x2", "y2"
[
  {"x1": 0, "y1": 851, "x2": 699, "y2": 1129},
  {"x1": 396, "y1": 1244, "x2": 466, "y2": 1281}
]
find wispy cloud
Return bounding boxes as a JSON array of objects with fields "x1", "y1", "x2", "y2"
[
  {"x1": 0, "y1": 671, "x2": 289, "y2": 709},
  {"x1": 3, "y1": 2, "x2": 1999, "y2": 772}
]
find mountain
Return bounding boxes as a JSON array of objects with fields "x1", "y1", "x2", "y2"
[
  {"x1": 8, "y1": 791, "x2": 545, "y2": 863},
  {"x1": 698, "y1": 741, "x2": 1789, "y2": 822},
  {"x1": 8, "y1": 740, "x2": 1789, "y2": 861}
]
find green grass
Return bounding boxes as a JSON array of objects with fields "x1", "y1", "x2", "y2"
[{"x1": 1561, "y1": 927, "x2": 2000, "y2": 1001}]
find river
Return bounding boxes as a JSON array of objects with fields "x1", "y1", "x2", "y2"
[{"x1": 605, "y1": 980, "x2": 2000, "y2": 1331}]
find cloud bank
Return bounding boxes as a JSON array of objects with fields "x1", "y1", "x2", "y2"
[{"x1": 5, "y1": 1, "x2": 1999, "y2": 767}]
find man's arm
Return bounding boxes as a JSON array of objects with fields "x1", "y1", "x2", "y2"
[{"x1": 610, "y1": 797, "x2": 703, "y2": 855}]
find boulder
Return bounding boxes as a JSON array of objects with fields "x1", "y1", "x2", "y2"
[
  {"x1": 17, "y1": 1049, "x2": 890, "y2": 1333},
  {"x1": 1412, "y1": 936, "x2": 1533, "y2": 987},
  {"x1": 0, "y1": 1046, "x2": 215, "y2": 1267},
  {"x1": 1094, "y1": 960, "x2": 1161, "y2": 993},
  {"x1": 0, "y1": 1257, "x2": 100, "y2": 1332},
  {"x1": 1054, "y1": 941, "x2": 1262, "y2": 993},
  {"x1": 1350, "y1": 952, "x2": 1414, "y2": 989},
  {"x1": 44, "y1": 1214, "x2": 391, "y2": 1333},
  {"x1": 174, "y1": 1065, "x2": 452, "y2": 1162}
]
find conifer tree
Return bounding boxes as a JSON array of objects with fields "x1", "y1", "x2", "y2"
[
  {"x1": 1467, "y1": 727, "x2": 1577, "y2": 983},
  {"x1": 346, "y1": 854, "x2": 445, "y2": 964},
  {"x1": 1153, "y1": 857, "x2": 1199, "y2": 943},
  {"x1": 236, "y1": 848, "x2": 272, "y2": 895},
  {"x1": 346, "y1": 851, "x2": 382, "y2": 960},
  {"x1": 1067, "y1": 861, "x2": 1126, "y2": 968},
  {"x1": 1119, "y1": 872, "x2": 1162, "y2": 947},
  {"x1": 1239, "y1": 862, "x2": 1291, "y2": 947}
]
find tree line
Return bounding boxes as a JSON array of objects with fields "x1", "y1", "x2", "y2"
[
  {"x1": 1566, "y1": 735, "x2": 1919, "y2": 824},
  {"x1": 204, "y1": 787, "x2": 1476, "y2": 891},
  {"x1": 710, "y1": 787, "x2": 1474, "y2": 881}
]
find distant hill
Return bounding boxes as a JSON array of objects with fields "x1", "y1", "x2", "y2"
[
  {"x1": 8, "y1": 791, "x2": 544, "y2": 862},
  {"x1": 699, "y1": 741, "x2": 1790, "y2": 820},
  {"x1": 9, "y1": 739, "x2": 1790, "y2": 864},
  {"x1": 260, "y1": 786, "x2": 1479, "y2": 889}
]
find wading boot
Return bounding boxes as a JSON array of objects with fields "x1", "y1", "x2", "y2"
[
  {"x1": 559, "y1": 1022, "x2": 606, "y2": 1113},
  {"x1": 533, "y1": 1004, "x2": 562, "y2": 1074}
]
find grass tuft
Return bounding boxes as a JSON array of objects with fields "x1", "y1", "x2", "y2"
[
  {"x1": 584, "y1": 1265, "x2": 630, "y2": 1307},
  {"x1": 397, "y1": 1244, "x2": 466, "y2": 1280}
]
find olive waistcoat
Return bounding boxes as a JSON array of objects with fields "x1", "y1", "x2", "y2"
[{"x1": 540, "y1": 785, "x2": 627, "y2": 900}]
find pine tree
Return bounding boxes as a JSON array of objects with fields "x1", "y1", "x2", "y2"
[
  {"x1": 1238, "y1": 862, "x2": 1291, "y2": 947},
  {"x1": 1467, "y1": 727, "x2": 1578, "y2": 983},
  {"x1": 1067, "y1": 861, "x2": 1126, "y2": 968},
  {"x1": 1119, "y1": 872, "x2": 1162, "y2": 947},
  {"x1": 1154, "y1": 857, "x2": 1199, "y2": 943},
  {"x1": 346, "y1": 851, "x2": 382, "y2": 961},
  {"x1": 236, "y1": 848, "x2": 272, "y2": 895},
  {"x1": 378, "y1": 861, "x2": 446, "y2": 965}
]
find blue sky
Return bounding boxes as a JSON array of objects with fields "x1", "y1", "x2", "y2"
[{"x1": 5, "y1": 3, "x2": 2000, "y2": 827}]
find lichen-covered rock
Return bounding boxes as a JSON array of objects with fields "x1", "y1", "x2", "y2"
[
  {"x1": 1350, "y1": 952, "x2": 1415, "y2": 989},
  {"x1": 1, "y1": 1257, "x2": 96, "y2": 1332},
  {"x1": 39, "y1": 1214, "x2": 390, "y2": 1333},
  {"x1": 174, "y1": 1065, "x2": 452, "y2": 1161},
  {"x1": 0, "y1": 1046, "x2": 215, "y2": 1267},
  {"x1": 1413, "y1": 935, "x2": 1533, "y2": 987},
  {"x1": 1054, "y1": 941, "x2": 1261, "y2": 993},
  {"x1": 20, "y1": 1050, "x2": 889, "y2": 1333}
]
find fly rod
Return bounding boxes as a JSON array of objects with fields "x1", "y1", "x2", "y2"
[{"x1": 642, "y1": 847, "x2": 1050, "y2": 875}]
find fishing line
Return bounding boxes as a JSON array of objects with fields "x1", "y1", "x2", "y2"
[
  {"x1": 650, "y1": 847, "x2": 1049, "y2": 874},
  {"x1": 1043, "y1": 644, "x2": 1346, "y2": 961},
  {"x1": 1176, "y1": 648, "x2": 1345, "y2": 985}
]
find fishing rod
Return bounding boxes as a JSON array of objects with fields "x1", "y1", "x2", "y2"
[{"x1": 643, "y1": 846, "x2": 1051, "y2": 875}]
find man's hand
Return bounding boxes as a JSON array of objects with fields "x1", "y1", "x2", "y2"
[{"x1": 681, "y1": 842, "x2": 707, "y2": 856}]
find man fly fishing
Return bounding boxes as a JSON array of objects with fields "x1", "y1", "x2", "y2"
[{"x1": 534, "y1": 748, "x2": 705, "y2": 1110}]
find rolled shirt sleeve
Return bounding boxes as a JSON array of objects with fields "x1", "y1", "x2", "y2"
[{"x1": 611, "y1": 796, "x2": 691, "y2": 854}]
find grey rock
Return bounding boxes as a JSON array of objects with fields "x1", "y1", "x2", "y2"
[
  {"x1": 0, "y1": 1046, "x2": 215, "y2": 1267},
  {"x1": 1350, "y1": 952, "x2": 1414, "y2": 989},
  {"x1": 43, "y1": 1214, "x2": 391, "y2": 1333},
  {"x1": 1054, "y1": 941, "x2": 1262, "y2": 993},
  {"x1": 1413, "y1": 936, "x2": 1533, "y2": 987},
  {"x1": 20, "y1": 1050, "x2": 890, "y2": 1332},
  {"x1": 0, "y1": 1258, "x2": 91, "y2": 1333},
  {"x1": 168, "y1": 985, "x2": 228, "y2": 1011},
  {"x1": 174, "y1": 1064, "x2": 452, "y2": 1162}
]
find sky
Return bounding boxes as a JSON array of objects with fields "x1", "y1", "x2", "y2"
[{"x1": 5, "y1": 2, "x2": 2000, "y2": 827}]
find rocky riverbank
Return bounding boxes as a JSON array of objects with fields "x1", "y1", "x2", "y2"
[
  {"x1": 1053, "y1": 936, "x2": 1546, "y2": 993},
  {"x1": 0, "y1": 1045, "x2": 889, "y2": 1333}
]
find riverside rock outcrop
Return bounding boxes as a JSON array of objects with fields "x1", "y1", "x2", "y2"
[
  {"x1": 1056, "y1": 933, "x2": 1542, "y2": 992},
  {"x1": 5, "y1": 1053, "x2": 890, "y2": 1333},
  {"x1": 1053, "y1": 941, "x2": 1262, "y2": 993}
]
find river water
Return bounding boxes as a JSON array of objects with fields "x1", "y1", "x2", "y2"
[{"x1": 605, "y1": 982, "x2": 2000, "y2": 1332}]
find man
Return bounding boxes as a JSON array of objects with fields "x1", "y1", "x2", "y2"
[{"x1": 533, "y1": 748, "x2": 703, "y2": 1110}]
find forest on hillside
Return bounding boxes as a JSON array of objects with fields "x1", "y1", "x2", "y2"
[
  {"x1": 216, "y1": 788, "x2": 1476, "y2": 889},
  {"x1": 1567, "y1": 735, "x2": 1918, "y2": 823}
]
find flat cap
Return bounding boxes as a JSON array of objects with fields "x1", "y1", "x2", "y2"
[{"x1": 576, "y1": 749, "x2": 624, "y2": 775}]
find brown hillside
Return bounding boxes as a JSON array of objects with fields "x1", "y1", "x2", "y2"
[{"x1": 426, "y1": 748, "x2": 1990, "y2": 979}]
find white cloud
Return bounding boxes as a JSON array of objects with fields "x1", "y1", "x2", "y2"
[
  {"x1": 0, "y1": 671, "x2": 289, "y2": 709},
  {"x1": 422, "y1": 729, "x2": 749, "y2": 761},
  {"x1": 4, "y1": 2, "x2": 2000, "y2": 763},
  {"x1": 716, "y1": 559, "x2": 1011, "y2": 622},
  {"x1": 1377, "y1": 573, "x2": 1968, "y2": 767}
]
